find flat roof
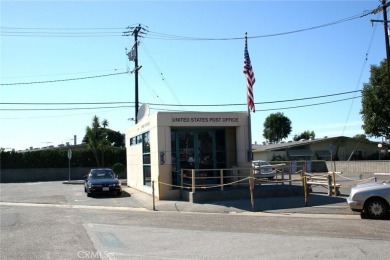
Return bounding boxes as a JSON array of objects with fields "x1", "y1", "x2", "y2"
[{"x1": 252, "y1": 136, "x2": 382, "y2": 152}]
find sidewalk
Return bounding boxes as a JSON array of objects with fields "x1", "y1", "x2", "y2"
[
  {"x1": 66, "y1": 173, "x2": 373, "y2": 217},
  {"x1": 121, "y1": 185, "x2": 358, "y2": 217}
]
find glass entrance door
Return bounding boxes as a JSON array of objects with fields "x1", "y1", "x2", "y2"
[
  {"x1": 197, "y1": 130, "x2": 215, "y2": 170},
  {"x1": 178, "y1": 130, "x2": 196, "y2": 171},
  {"x1": 172, "y1": 129, "x2": 223, "y2": 186}
]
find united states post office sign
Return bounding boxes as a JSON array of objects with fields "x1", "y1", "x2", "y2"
[{"x1": 171, "y1": 116, "x2": 240, "y2": 126}]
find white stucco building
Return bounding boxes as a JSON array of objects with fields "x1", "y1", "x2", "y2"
[{"x1": 126, "y1": 111, "x2": 251, "y2": 199}]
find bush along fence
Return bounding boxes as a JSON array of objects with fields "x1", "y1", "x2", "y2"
[
  {"x1": 0, "y1": 148, "x2": 126, "y2": 169},
  {"x1": 0, "y1": 148, "x2": 127, "y2": 183}
]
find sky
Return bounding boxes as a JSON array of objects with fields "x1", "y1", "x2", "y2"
[{"x1": 0, "y1": 0, "x2": 387, "y2": 151}]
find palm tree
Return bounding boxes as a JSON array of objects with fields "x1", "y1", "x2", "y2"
[
  {"x1": 85, "y1": 115, "x2": 110, "y2": 167},
  {"x1": 102, "y1": 119, "x2": 109, "y2": 129},
  {"x1": 92, "y1": 115, "x2": 100, "y2": 129}
]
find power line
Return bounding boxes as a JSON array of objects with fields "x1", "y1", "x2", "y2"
[
  {"x1": 1, "y1": 8, "x2": 375, "y2": 39},
  {"x1": 0, "y1": 105, "x2": 133, "y2": 111},
  {"x1": 0, "y1": 108, "x2": 126, "y2": 120},
  {"x1": 146, "y1": 9, "x2": 374, "y2": 41},
  {"x1": 0, "y1": 27, "x2": 124, "y2": 30},
  {"x1": 0, "y1": 69, "x2": 125, "y2": 80},
  {"x1": 139, "y1": 40, "x2": 184, "y2": 108},
  {"x1": 0, "y1": 71, "x2": 129, "y2": 86},
  {"x1": 139, "y1": 73, "x2": 166, "y2": 104},
  {"x1": 0, "y1": 95, "x2": 361, "y2": 111},
  {"x1": 341, "y1": 15, "x2": 379, "y2": 137},
  {"x1": 0, "y1": 90, "x2": 361, "y2": 107},
  {"x1": 258, "y1": 90, "x2": 361, "y2": 105},
  {"x1": 255, "y1": 96, "x2": 361, "y2": 112},
  {"x1": 0, "y1": 27, "x2": 124, "y2": 37}
]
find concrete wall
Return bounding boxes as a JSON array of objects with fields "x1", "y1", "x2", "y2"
[
  {"x1": 324, "y1": 161, "x2": 390, "y2": 174},
  {"x1": 0, "y1": 167, "x2": 92, "y2": 183},
  {"x1": 2, "y1": 161, "x2": 388, "y2": 183}
]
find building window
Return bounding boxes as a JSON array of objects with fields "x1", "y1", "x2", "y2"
[
  {"x1": 143, "y1": 132, "x2": 151, "y2": 186},
  {"x1": 171, "y1": 131, "x2": 178, "y2": 186},
  {"x1": 130, "y1": 137, "x2": 136, "y2": 146},
  {"x1": 130, "y1": 131, "x2": 151, "y2": 186},
  {"x1": 143, "y1": 132, "x2": 150, "y2": 153}
]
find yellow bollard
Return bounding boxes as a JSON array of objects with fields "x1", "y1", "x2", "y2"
[
  {"x1": 249, "y1": 170, "x2": 255, "y2": 211},
  {"x1": 152, "y1": 180, "x2": 156, "y2": 211},
  {"x1": 192, "y1": 169, "x2": 195, "y2": 193},
  {"x1": 303, "y1": 175, "x2": 308, "y2": 207}
]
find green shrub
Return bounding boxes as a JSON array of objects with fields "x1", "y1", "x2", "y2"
[
  {"x1": 112, "y1": 163, "x2": 126, "y2": 178},
  {"x1": 0, "y1": 148, "x2": 126, "y2": 169}
]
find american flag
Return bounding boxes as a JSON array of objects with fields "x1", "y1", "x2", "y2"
[{"x1": 243, "y1": 37, "x2": 256, "y2": 112}]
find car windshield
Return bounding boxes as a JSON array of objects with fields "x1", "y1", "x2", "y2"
[
  {"x1": 90, "y1": 170, "x2": 114, "y2": 179},
  {"x1": 253, "y1": 161, "x2": 269, "y2": 167}
]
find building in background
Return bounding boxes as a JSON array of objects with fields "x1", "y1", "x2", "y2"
[{"x1": 252, "y1": 136, "x2": 389, "y2": 162}]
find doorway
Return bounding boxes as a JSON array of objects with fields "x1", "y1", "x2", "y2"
[{"x1": 171, "y1": 129, "x2": 226, "y2": 186}]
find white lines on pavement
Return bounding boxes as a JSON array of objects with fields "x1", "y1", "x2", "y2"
[
  {"x1": 0, "y1": 201, "x2": 360, "y2": 220},
  {"x1": 0, "y1": 202, "x2": 148, "y2": 212},
  {"x1": 238, "y1": 211, "x2": 361, "y2": 220}
]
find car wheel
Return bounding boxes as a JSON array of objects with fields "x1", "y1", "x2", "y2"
[
  {"x1": 363, "y1": 198, "x2": 389, "y2": 219},
  {"x1": 87, "y1": 191, "x2": 91, "y2": 197},
  {"x1": 360, "y1": 211, "x2": 368, "y2": 219},
  {"x1": 84, "y1": 186, "x2": 87, "y2": 193}
]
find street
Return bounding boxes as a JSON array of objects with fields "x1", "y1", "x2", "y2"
[{"x1": 1, "y1": 182, "x2": 389, "y2": 259}]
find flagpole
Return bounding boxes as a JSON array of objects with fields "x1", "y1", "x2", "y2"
[
  {"x1": 248, "y1": 107, "x2": 252, "y2": 162},
  {"x1": 245, "y1": 32, "x2": 253, "y2": 162}
]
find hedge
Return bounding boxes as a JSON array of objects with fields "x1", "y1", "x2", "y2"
[{"x1": 0, "y1": 148, "x2": 126, "y2": 169}]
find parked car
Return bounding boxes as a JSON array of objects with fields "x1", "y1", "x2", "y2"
[
  {"x1": 252, "y1": 160, "x2": 275, "y2": 179},
  {"x1": 84, "y1": 168, "x2": 122, "y2": 197},
  {"x1": 347, "y1": 182, "x2": 390, "y2": 219}
]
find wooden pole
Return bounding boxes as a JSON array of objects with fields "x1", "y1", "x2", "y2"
[
  {"x1": 152, "y1": 180, "x2": 156, "y2": 211},
  {"x1": 249, "y1": 169, "x2": 255, "y2": 211},
  {"x1": 192, "y1": 169, "x2": 195, "y2": 193},
  {"x1": 302, "y1": 164, "x2": 308, "y2": 206}
]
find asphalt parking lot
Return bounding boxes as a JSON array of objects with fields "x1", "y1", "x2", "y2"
[
  {"x1": 2, "y1": 172, "x2": 389, "y2": 260},
  {"x1": 2, "y1": 172, "x2": 385, "y2": 218}
]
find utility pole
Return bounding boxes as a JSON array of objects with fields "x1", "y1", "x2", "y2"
[
  {"x1": 372, "y1": 0, "x2": 390, "y2": 92},
  {"x1": 382, "y1": 0, "x2": 390, "y2": 93},
  {"x1": 124, "y1": 24, "x2": 147, "y2": 123}
]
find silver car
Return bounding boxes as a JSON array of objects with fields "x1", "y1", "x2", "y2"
[
  {"x1": 347, "y1": 182, "x2": 390, "y2": 219},
  {"x1": 252, "y1": 160, "x2": 275, "y2": 179}
]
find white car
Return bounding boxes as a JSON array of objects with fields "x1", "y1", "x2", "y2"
[
  {"x1": 347, "y1": 182, "x2": 390, "y2": 219},
  {"x1": 252, "y1": 160, "x2": 275, "y2": 179}
]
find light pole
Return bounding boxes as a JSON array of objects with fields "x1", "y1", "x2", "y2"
[
  {"x1": 68, "y1": 149, "x2": 72, "y2": 181},
  {"x1": 378, "y1": 143, "x2": 383, "y2": 160}
]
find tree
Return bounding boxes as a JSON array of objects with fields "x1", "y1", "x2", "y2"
[
  {"x1": 263, "y1": 112, "x2": 292, "y2": 143},
  {"x1": 83, "y1": 116, "x2": 125, "y2": 167},
  {"x1": 360, "y1": 59, "x2": 390, "y2": 140},
  {"x1": 353, "y1": 134, "x2": 369, "y2": 141},
  {"x1": 84, "y1": 116, "x2": 106, "y2": 167},
  {"x1": 293, "y1": 130, "x2": 315, "y2": 141},
  {"x1": 102, "y1": 119, "x2": 109, "y2": 129}
]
